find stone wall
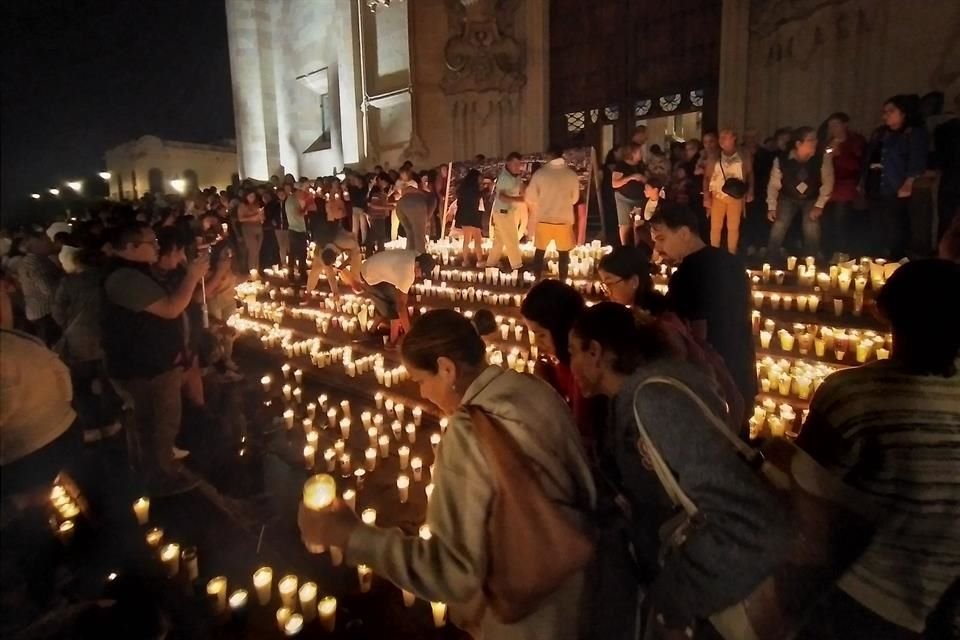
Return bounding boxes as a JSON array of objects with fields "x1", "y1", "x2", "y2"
[{"x1": 739, "y1": 0, "x2": 960, "y2": 135}]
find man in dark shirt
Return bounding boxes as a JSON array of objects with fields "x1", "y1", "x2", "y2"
[
  {"x1": 650, "y1": 204, "x2": 757, "y2": 430},
  {"x1": 102, "y1": 223, "x2": 208, "y2": 495}
]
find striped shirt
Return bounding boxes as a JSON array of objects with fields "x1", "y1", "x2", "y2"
[{"x1": 798, "y1": 359, "x2": 960, "y2": 632}]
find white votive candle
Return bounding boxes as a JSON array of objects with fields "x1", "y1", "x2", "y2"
[
  {"x1": 357, "y1": 564, "x2": 373, "y2": 593},
  {"x1": 253, "y1": 566, "x2": 273, "y2": 605},
  {"x1": 411, "y1": 457, "x2": 423, "y2": 481},
  {"x1": 133, "y1": 497, "x2": 150, "y2": 525},
  {"x1": 397, "y1": 474, "x2": 410, "y2": 503},
  {"x1": 318, "y1": 597, "x2": 337, "y2": 632},
  {"x1": 278, "y1": 575, "x2": 298, "y2": 609},
  {"x1": 206, "y1": 576, "x2": 227, "y2": 613},
  {"x1": 298, "y1": 582, "x2": 318, "y2": 622}
]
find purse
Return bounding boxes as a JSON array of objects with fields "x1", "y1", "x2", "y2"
[
  {"x1": 466, "y1": 406, "x2": 595, "y2": 624},
  {"x1": 632, "y1": 376, "x2": 878, "y2": 640},
  {"x1": 719, "y1": 161, "x2": 749, "y2": 199}
]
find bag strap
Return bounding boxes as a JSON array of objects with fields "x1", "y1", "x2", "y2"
[{"x1": 631, "y1": 376, "x2": 763, "y2": 516}]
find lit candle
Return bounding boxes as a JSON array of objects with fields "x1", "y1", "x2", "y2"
[
  {"x1": 132, "y1": 497, "x2": 150, "y2": 525},
  {"x1": 326, "y1": 407, "x2": 337, "y2": 429},
  {"x1": 341, "y1": 400, "x2": 352, "y2": 419},
  {"x1": 425, "y1": 483, "x2": 435, "y2": 502},
  {"x1": 206, "y1": 576, "x2": 228, "y2": 613},
  {"x1": 361, "y1": 411, "x2": 372, "y2": 428},
  {"x1": 361, "y1": 508, "x2": 377, "y2": 526},
  {"x1": 302, "y1": 418, "x2": 314, "y2": 433},
  {"x1": 397, "y1": 474, "x2": 410, "y2": 503},
  {"x1": 306, "y1": 402, "x2": 317, "y2": 419},
  {"x1": 411, "y1": 457, "x2": 423, "y2": 481},
  {"x1": 431, "y1": 601, "x2": 447, "y2": 628},
  {"x1": 281, "y1": 363, "x2": 291, "y2": 379},
  {"x1": 374, "y1": 392, "x2": 383, "y2": 409},
  {"x1": 430, "y1": 433, "x2": 441, "y2": 452},
  {"x1": 342, "y1": 489, "x2": 357, "y2": 512},
  {"x1": 228, "y1": 589, "x2": 248, "y2": 615},
  {"x1": 395, "y1": 403, "x2": 405, "y2": 422},
  {"x1": 339, "y1": 417, "x2": 351, "y2": 441},
  {"x1": 323, "y1": 448, "x2": 336, "y2": 472},
  {"x1": 391, "y1": 420, "x2": 402, "y2": 440},
  {"x1": 253, "y1": 566, "x2": 273, "y2": 605},
  {"x1": 412, "y1": 406, "x2": 423, "y2": 426},
  {"x1": 160, "y1": 543, "x2": 180, "y2": 577},
  {"x1": 282, "y1": 384, "x2": 292, "y2": 401},
  {"x1": 439, "y1": 418, "x2": 448, "y2": 434},
  {"x1": 318, "y1": 597, "x2": 337, "y2": 632},
  {"x1": 318, "y1": 394, "x2": 328, "y2": 410},
  {"x1": 181, "y1": 546, "x2": 199, "y2": 582},
  {"x1": 278, "y1": 575, "x2": 298, "y2": 609},
  {"x1": 339, "y1": 453, "x2": 352, "y2": 476},
  {"x1": 364, "y1": 447, "x2": 378, "y2": 471},
  {"x1": 334, "y1": 439, "x2": 345, "y2": 456},
  {"x1": 145, "y1": 526, "x2": 164, "y2": 548},
  {"x1": 876, "y1": 347, "x2": 890, "y2": 360},
  {"x1": 354, "y1": 468, "x2": 366, "y2": 490},
  {"x1": 303, "y1": 445, "x2": 316, "y2": 469},
  {"x1": 405, "y1": 423, "x2": 416, "y2": 443},
  {"x1": 276, "y1": 607, "x2": 292, "y2": 632},
  {"x1": 398, "y1": 446, "x2": 411, "y2": 470},
  {"x1": 419, "y1": 524, "x2": 432, "y2": 540},
  {"x1": 294, "y1": 369, "x2": 303, "y2": 385},
  {"x1": 261, "y1": 375, "x2": 272, "y2": 392},
  {"x1": 283, "y1": 613, "x2": 304, "y2": 636},
  {"x1": 833, "y1": 298, "x2": 843, "y2": 316},
  {"x1": 378, "y1": 434, "x2": 390, "y2": 459},
  {"x1": 303, "y1": 474, "x2": 336, "y2": 511},
  {"x1": 298, "y1": 582, "x2": 318, "y2": 622},
  {"x1": 357, "y1": 564, "x2": 373, "y2": 593},
  {"x1": 292, "y1": 387, "x2": 302, "y2": 404},
  {"x1": 283, "y1": 409, "x2": 295, "y2": 430},
  {"x1": 56, "y1": 519, "x2": 75, "y2": 544}
]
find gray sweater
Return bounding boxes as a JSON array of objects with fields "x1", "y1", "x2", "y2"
[{"x1": 612, "y1": 358, "x2": 789, "y2": 627}]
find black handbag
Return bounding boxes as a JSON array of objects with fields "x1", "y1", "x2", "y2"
[{"x1": 719, "y1": 161, "x2": 749, "y2": 199}]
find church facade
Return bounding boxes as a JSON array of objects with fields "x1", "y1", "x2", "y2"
[{"x1": 225, "y1": 0, "x2": 959, "y2": 180}]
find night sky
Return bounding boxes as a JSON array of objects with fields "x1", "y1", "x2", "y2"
[{"x1": 1, "y1": 0, "x2": 234, "y2": 213}]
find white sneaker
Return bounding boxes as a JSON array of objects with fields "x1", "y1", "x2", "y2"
[{"x1": 172, "y1": 446, "x2": 191, "y2": 460}]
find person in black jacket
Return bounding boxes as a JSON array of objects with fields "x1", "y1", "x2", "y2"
[{"x1": 455, "y1": 169, "x2": 484, "y2": 266}]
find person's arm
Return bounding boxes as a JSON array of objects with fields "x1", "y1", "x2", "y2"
[
  {"x1": 813, "y1": 154, "x2": 835, "y2": 212},
  {"x1": 900, "y1": 127, "x2": 930, "y2": 196},
  {"x1": 237, "y1": 204, "x2": 259, "y2": 224},
  {"x1": 611, "y1": 169, "x2": 645, "y2": 189},
  {"x1": 745, "y1": 151, "x2": 755, "y2": 203},
  {"x1": 343, "y1": 412, "x2": 492, "y2": 602},
  {"x1": 141, "y1": 256, "x2": 208, "y2": 319},
  {"x1": 766, "y1": 158, "x2": 782, "y2": 218},
  {"x1": 324, "y1": 265, "x2": 340, "y2": 298},
  {"x1": 51, "y1": 280, "x2": 69, "y2": 328},
  {"x1": 395, "y1": 289, "x2": 411, "y2": 332}
]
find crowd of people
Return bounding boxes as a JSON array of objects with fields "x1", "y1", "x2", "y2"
[
  {"x1": 1, "y1": 92, "x2": 959, "y2": 640},
  {"x1": 612, "y1": 92, "x2": 960, "y2": 262}
]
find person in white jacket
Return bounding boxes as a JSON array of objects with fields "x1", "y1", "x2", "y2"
[{"x1": 526, "y1": 147, "x2": 581, "y2": 282}]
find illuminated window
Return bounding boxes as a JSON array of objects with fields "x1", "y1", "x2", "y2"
[
  {"x1": 659, "y1": 94, "x2": 682, "y2": 112},
  {"x1": 634, "y1": 99, "x2": 652, "y2": 117},
  {"x1": 565, "y1": 111, "x2": 585, "y2": 132}
]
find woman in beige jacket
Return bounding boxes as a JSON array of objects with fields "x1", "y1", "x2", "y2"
[{"x1": 298, "y1": 309, "x2": 602, "y2": 639}]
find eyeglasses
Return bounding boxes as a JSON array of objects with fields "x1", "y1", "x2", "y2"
[{"x1": 599, "y1": 277, "x2": 624, "y2": 291}]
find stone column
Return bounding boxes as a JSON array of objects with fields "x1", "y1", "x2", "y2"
[
  {"x1": 717, "y1": 0, "x2": 751, "y2": 134},
  {"x1": 226, "y1": 0, "x2": 270, "y2": 179}
]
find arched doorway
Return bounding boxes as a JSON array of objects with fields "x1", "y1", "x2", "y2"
[
  {"x1": 183, "y1": 169, "x2": 199, "y2": 193},
  {"x1": 148, "y1": 168, "x2": 165, "y2": 194}
]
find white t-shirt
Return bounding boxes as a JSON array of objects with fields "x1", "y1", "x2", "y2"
[
  {"x1": 360, "y1": 249, "x2": 417, "y2": 293},
  {"x1": 0, "y1": 330, "x2": 76, "y2": 465}
]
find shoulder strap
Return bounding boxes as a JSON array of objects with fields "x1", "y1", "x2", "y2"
[{"x1": 631, "y1": 376, "x2": 761, "y2": 517}]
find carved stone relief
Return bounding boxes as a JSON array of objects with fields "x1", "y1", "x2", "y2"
[{"x1": 441, "y1": 0, "x2": 526, "y2": 95}]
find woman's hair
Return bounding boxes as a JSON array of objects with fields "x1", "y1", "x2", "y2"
[
  {"x1": 884, "y1": 94, "x2": 922, "y2": 128},
  {"x1": 520, "y1": 280, "x2": 585, "y2": 364},
  {"x1": 876, "y1": 259, "x2": 960, "y2": 376},
  {"x1": 598, "y1": 246, "x2": 667, "y2": 313},
  {"x1": 458, "y1": 169, "x2": 481, "y2": 197},
  {"x1": 571, "y1": 302, "x2": 673, "y2": 375},
  {"x1": 156, "y1": 226, "x2": 186, "y2": 258},
  {"x1": 471, "y1": 308, "x2": 497, "y2": 336},
  {"x1": 401, "y1": 309, "x2": 486, "y2": 374},
  {"x1": 789, "y1": 126, "x2": 817, "y2": 150}
]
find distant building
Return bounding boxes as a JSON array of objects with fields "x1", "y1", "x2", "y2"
[{"x1": 104, "y1": 135, "x2": 239, "y2": 200}]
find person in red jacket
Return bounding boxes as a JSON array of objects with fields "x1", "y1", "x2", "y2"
[{"x1": 824, "y1": 112, "x2": 867, "y2": 259}]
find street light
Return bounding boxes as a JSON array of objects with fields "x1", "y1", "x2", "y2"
[
  {"x1": 170, "y1": 178, "x2": 186, "y2": 194},
  {"x1": 48, "y1": 188, "x2": 61, "y2": 196},
  {"x1": 31, "y1": 193, "x2": 41, "y2": 199},
  {"x1": 66, "y1": 180, "x2": 83, "y2": 192},
  {"x1": 98, "y1": 171, "x2": 112, "y2": 180}
]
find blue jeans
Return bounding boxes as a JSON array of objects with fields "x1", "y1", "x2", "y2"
[{"x1": 767, "y1": 198, "x2": 821, "y2": 256}]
